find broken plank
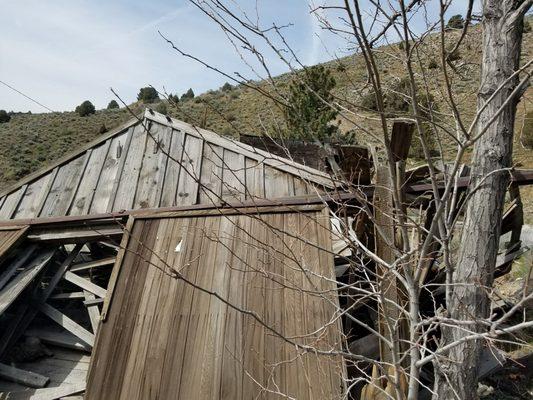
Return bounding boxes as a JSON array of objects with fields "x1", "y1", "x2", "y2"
[
  {"x1": 69, "y1": 257, "x2": 115, "y2": 273},
  {"x1": 63, "y1": 272, "x2": 106, "y2": 298},
  {"x1": 38, "y1": 303, "x2": 94, "y2": 347},
  {"x1": 0, "y1": 363, "x2": 49, "y2": 389},
  {"x1": 0, "y1": 250, "x2": 55, "y2": 316},
  {"x1": 0, "y1": 382, "x2": 85, "y2": 400},
  {"x1": 0, "y1": 244, "x2": 37, "y2": 290},
  {"x1": 25, "y1": 328, "x2": 91, "y2": 353}
]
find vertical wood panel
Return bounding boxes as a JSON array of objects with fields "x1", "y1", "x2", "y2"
[
  {"x1": 69, "y1": 142, "x2": 111, "y2": 216},
  {"x1": 221, "y1": 150, "x2": 245, "y2": 203},
  {"x1": 133, "y1": 124, "x2": 172, "y2": 209},
  {"x1": 89, "y1": 132, "x2": 130, "y2": 214},
  {"x1": 175, "y1": 134, "x2": 203, "y2": 206},
  {"x1": 86, "y1": 209, "x2": 344, "y2": 400},
  {"x1": 160, "y1": 129, "x2": 185, "y2": 208},
  {"x1": 198, "y1": 143, "x2": 224, "y2": 205},
  {"x1": 111, "y1": 126, "x2": 147, "y2": 211}
]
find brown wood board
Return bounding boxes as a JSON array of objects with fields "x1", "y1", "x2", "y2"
[{"x1": 86, "y1": 207, "x2": 345, "y2": 400}]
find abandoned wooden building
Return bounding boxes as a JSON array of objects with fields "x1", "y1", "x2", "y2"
[{"x1": 0, "y1": 109, "x2": 530, "y2": 399}]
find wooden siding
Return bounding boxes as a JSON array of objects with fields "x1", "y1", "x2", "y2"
[
  {"x1": 0, "y1": 111, "x2": 332, "y2": 222},
  {"x1": 0, "y1": 226, "x2": 28, "y2": 262},
  {"x1": 86, "y1": 207, "x2": 344, "y2": 400}
]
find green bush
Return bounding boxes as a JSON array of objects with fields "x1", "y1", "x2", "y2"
[
  {"x1": 283, "y1": 65, "x2": 339, "y2": 142},
  {"x1": 75, "y1": 101, "x2": 95, "y2": 117},
  {"x1": 155, "y1": 102, "x2": 168, "y2": 115},
  {"x1": 447, "y1": 14, "x2": 464, "y2": 29},
  {"x1": 107, "y1": 100, "x2": 119, "y2": 109},
  {"x1": 522, "y1": 110, "x2": 533, "y2": 149},
  {"x1": 221, "y1": 82, "x2": 233, "y2": 92},
  {"x1": 0, "y1": 110, "x2": 11, "y2": 123},
  {"x1": 181, "y1": 88, "x2": 195, "y2": 101},
  {"x1": 137, "y1": 87, "x2": 160, "y2": 103}
]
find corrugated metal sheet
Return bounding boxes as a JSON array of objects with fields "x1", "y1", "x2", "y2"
[
  {"x1": 86, "y1": 206, "x2": 345, "y2": 399},
  {"x1": 0, "y1": 110, "x2": 335, "y2": 222}
]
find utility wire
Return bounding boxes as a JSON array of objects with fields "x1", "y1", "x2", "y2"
[{"x1": 0, "y1": 79, "x2": 55, "y2": 112}]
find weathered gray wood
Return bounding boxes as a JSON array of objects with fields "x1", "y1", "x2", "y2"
[
  {"x1": 160, "y1": 129, "x2": 185, "y2": 207},
  {"x1": 0, "y1": 245, "x2": 37, "y2": 290},
  {"x1": 63, "y1": 271, "x2": 106, "y2": 298},
  {"x1": 90, "y1": 132, "x2": 130, "y2": 214},
  {"x1": 27, "y1": 226, "x2": 122, "y2": 243},
  {"x1": 40, "y1": 155, "x2": 87, "y2": 217},
  {"x1": 221, "y1": 149, "x2": 245, "y2": 202},
  {"x1": 83, "y1": 298, "x2": 103, "y2": 307},
  {"x1": 49, "y1": 291, "x2": 85, "y2": 300},
  {"x1": 0, "y1": 250, "x2": 55, "y2": 316},
  {"x1": 0, "y1": 186, "x2": 27, "y2": 220},
  {"x1": 0, "y1": 382, "x2": 85, "y2": 400},
  {"x1": 175, "y1": 134, "x2": 203, "y2": 205},
  {"x1": 105, "y1": 127, "x2": 135, "y2": 213},
  {"x1": 39, "y1": 303, "x2": 95, "y2": 346},
  {"x1": 109, "y1": 126, "x2": 146, "y2": 212},
  {"x1": 84, "y1": 291, "x2": 100, "y2": 334},
  {"x1": 199, "y1": 142, "x2": 224, "y2": 205},
  {"x1": 64, "y1": 149, "x2": 93, "y2": 215},
  {"x1": 244, "y1": 158, "x2": 265, "y2": 200},
  {"x1": 25, "y1": 328, "x2": 91, "y2": 352},
  {"x1": 134, "y1": 124, "x2": 172, "y2": 209},
  {"x1": 69, "y1": 142, "x2": 111, "y2": 216},
  {"x1": 0, "y1": 363, "x2": 49, "y2": 388},
  {"x1": 0, "y1": 363, "x2": 50, "y2": 388},
  {"x1": 70, "y1": 257, "x2": 115, "y2": 273}
]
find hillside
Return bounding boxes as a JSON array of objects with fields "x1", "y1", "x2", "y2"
[{"x1": 1, "y1": 22, "x2": 532, "y2": 216}]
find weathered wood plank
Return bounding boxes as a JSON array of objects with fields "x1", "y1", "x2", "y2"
[
  {"x1": 198, "y1": 142, "x2": 224, "y2": 205},
  {"x1": 25, "y1": 328, "x2": 92, "y2": 352},
  {"x1": 39, "y1": 303, "x2": 94, "y2": 347},
  {"x1": 84, "y1": 291, "x2": 100, "y2": 334},
  {"x1": 69, "y1": 142, "x2": 111, "y2": 216},
  {"x1": 160, "y1": 129, "x2": 185, "y2": 207},
  {"x1": 110, "y1": 125, "x2": 147, "y2": 211},
  {"x1": 39, "y1": 154, "x2": 87, "y2": 217},
  {"x1": 244, "y1": 157, "x2": 265, "y2": 200},
  {"x1": 70, "y1": 257, "x2": 115, "y2": 273},
  {"x1": 63, "y1": 271, "x2": 107, "y2": 298},
  {"x1": 0, "y1": 244, "x2": 36, "y2": 290},
  {"x1": 0, "y1": 382, "x2": 85, "y2": 400},
  {"x1": 133, "y1": 124, "x2": 172, "y2": 209},
  {"x1": 0, "y1": 250, "x2": 55, "y2": 316},
  {"x1": 221, "y1": 149, "x2": 245, "y2": 202},
  {"x1": 0, "y1": 363, "x2": 49, "y2": 389},
  {"x1": 175, "y1": 134, "x2": 203, "y2": 206}
]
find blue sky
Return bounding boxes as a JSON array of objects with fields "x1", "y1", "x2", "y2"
[{"x1": 0, "y1": 0, "x2": 475, "y2": 113}]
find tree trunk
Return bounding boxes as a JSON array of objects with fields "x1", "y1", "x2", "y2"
[{"x1": 434, "y1": 1, "x2": 529, "y2": 399}]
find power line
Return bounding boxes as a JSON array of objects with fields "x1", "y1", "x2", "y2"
[{"x1": 0, "y1": 79, "x2": 55, "y2": 112}]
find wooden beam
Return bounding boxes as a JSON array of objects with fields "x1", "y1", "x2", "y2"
[
  {"x1": 84, "y1": 290, "x2": 100, "y2": 334},
  {"x1": 0, "y1": 250, "x2": 55, "y2": 316},
  {"x1": 27, "y1": 226, "x2": 123, "y2": 243},
  {"x1": 39, "y1": 303, "x2": 94, "y2": 347},
  {"x1": 0, "y1": 363, "x2": 49, "y2": 388},
  {"x1": 63, "y1": 271, "x2": 107, "y2": 298},
  {"x1": 49, "y1": 291, "x2": 85, "y2": 300},
  {"x1": 0, "y1": 244, "x2": 37, "y2": 290},
  {"x1": 70, "y1": 256, "x2": 115, "y2": 273},
  {"x1": 25, "y1": 328, "x2": 91, "y2": 352}
]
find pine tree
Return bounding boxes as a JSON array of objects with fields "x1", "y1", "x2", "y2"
[
  {"x1": 283, "y1": 65, "x2": 338, "y2": 142},
  {"x1": 180, "y1": 88, "x2": 195, "y2": 101},
  {"x1": 75, "y1": 101, "x2": 95, "y2": 117},
  {"x1": 107, "y1": 100, "x2": 119, "y2": 109},
  {"x1": 137, "y1": 87, "x2": 160, "y2": 103}
]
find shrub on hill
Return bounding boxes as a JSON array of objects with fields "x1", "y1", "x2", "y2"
[
  {"x1": 0, "y1": 110, "x2": 11, "y2": 123},
  {"x1": 447, "y1": 14, "x2": 465, "y2": 30},
  {"x1": 107, "y1": 100, "x2": 119, "y2": 109},
  {"x1": 168, "y1": 94, "x2": 180, "y2": 104},
  {"x1": 428, "y1": 59, "x2": 439, "y2": 69},
  {"x1": 75, "y1": 101, "x2": 95, "y2": 117},
  {"x1": 181, "y1": 88, "x2": 195, "y2": 101},
  {"x1": 137, "y1": 87, "x2": 160, "y2": 103},
  {"x1": 221, "y1": 82, "x2": 233, "y2": 92}
]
